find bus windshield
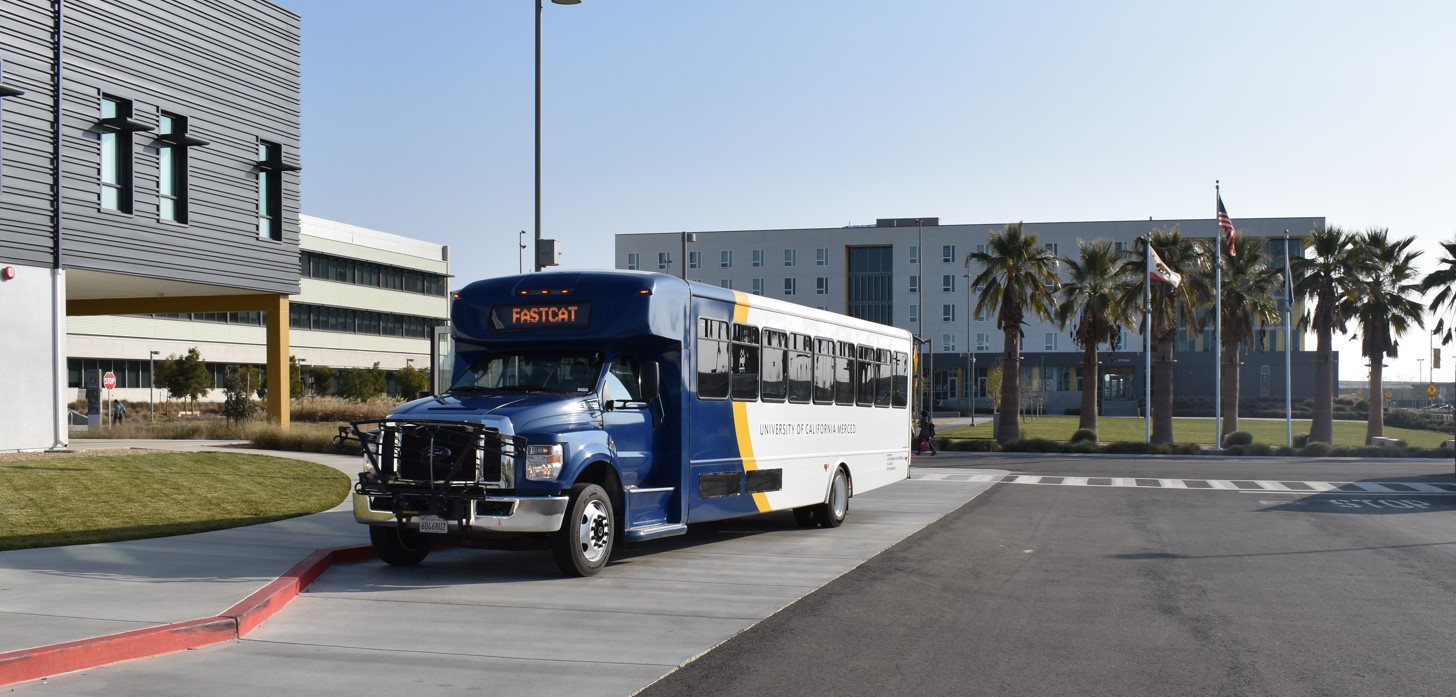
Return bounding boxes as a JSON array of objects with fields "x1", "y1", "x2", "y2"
[{"x1": 449, "y1": 350, "x2": 604, "y2": 395}]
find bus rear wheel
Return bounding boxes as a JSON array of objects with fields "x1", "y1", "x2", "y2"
[
  {"x1": 370, "y1": 525, "x2": 432, "y2": 566},
  {"x1": 553, "y1": 483, "x2": 614, "y2": 576},
  {"x1": 812, "y1": 467, "x2": 849, "y2": 528}
]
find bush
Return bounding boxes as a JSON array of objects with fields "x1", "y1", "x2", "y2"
[
  {"x1": 1173, "y1": 444, "x2": 1203, "y2": 455},
  {"x1": 1003, "y1": 438, "x2": 1065, "y2": 453},
  {"x1": 1299, "y1": 442, "x2": 1332, "y2": 457},
  {"x1": 1222, "y1": 431, "x2": 1254, "y2": 447},
  {"x1": 1101, "y1": 441, "x2": 1168, "y2": 455},
  {"x1": 1070, "y1": 428, "x2": 1098, "y2": 444},
  {"x1": 1293, "y1": 433, "x2": 1309, "y2": 448},
  {"x1": 945, "y1": 438, "x2": 1000, "y2": 452}
]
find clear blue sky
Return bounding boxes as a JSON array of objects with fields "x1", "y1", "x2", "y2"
[{"x1": 273, "y1": 0, "x2": 1455, "y2": 384}]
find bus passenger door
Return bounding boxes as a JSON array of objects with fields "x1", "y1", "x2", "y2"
[{"x1": 602, "y1": 356, "x2": 668, "y2": 526}]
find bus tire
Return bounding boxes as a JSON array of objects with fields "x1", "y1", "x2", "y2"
[
  {"x1": 553, "y1": 483, "x2": 614, "y2": 576},
  {"x1": 792, "y1": 507, "x2": 818, "y2": 528},
  {"x1": 813, "y1": 467, "x2": 849, "y2": 529},
  {"x1": 370, "y1": 524, "x2": 431, "y2": 566}
]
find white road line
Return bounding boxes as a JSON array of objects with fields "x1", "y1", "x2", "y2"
[
  {"x1": 1112, "y1": 478, "x2": 1135, "y2": 487},
  {"x1": 1405, "y1": 483, "x2": 1449, "y2": 493},
  {"x1": 1350, "y1": 482, "x2": 1396, "y2": 493},
  {"x1": 1304, "y1": 481, "x2": 1338, "y2": 491},
  {"x1": 1063, "y1": 477, "x2": 1088, "y2": 487},
  {"x1": 1159, "y1": 479, "x2": 1187, "y2": 488},
  {"x1": 1207, "y1": 480, "x2": 1238, "y2": 490},
  {"x1": 1255, "y1": 480, "x2": 1292, "y2": 491},
  {"x1": 1013, "y1": 475, "x2": 1041, "y2": 484}
]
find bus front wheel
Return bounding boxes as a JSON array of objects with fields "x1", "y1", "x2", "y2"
[
  {"x1": 553, "y1": 483, "x2": 614, "y2": 576},
  {"x1": 812, "y1": 467, "x2": 849, "y2": 529}
]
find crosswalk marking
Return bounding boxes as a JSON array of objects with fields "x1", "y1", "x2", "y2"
[{"x1": 911, "y1": 470, "x2": 1456, "y2": 495}]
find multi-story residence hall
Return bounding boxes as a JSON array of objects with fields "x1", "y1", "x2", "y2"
[
  {"x1": 1, "y1": 0, "x2": 301, "y2": 450},
  {"x1": 617, "y1": 215, "x2": 1332, "y2": 416}
]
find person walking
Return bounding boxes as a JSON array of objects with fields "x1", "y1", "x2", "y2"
[
  {"x1": 917, "y1": 409, "x2": 937, "y2": 455},
  {"x1": 113, "y1": 400, "x2": 127, "y2": 426}
]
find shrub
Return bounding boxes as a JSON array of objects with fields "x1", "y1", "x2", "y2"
[
  {"x1": 946, "y1": 438, "x2": 1000, "y2": 452},
  {"x1": 1173, "y1": 443, "x2": 1203, "y2": 455},
  {"x1": 1293, "y1": 433, "x2": 1309, "y2": 448},
  {"x1": 1299, "y1": 442, "x2": 1332, "y2": 457},
  {"x1": 1070, "y1": 428, "x2": 1098, "y2": 444},
  {"x1": 1101, "y1": 441, "x2": 1165, "y2": 455},
  {"x1": 1222, "y1": 431, "x2": 1254, "y2": 447},
  {"x1": 1003, "y1": 438, "x2": 1065, "y2": 453}
]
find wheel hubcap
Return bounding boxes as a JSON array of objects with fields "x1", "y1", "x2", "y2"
[
  {"x1": 832, "y1": 475, "x2": 848, "y2": 518},
  {"x1": 579, "y1": 499, "x2": 610, "y2": 563}
]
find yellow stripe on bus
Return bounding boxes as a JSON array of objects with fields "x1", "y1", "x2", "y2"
[{"x1": 729, "y1": 292, "x2": 770, "y2": 512}]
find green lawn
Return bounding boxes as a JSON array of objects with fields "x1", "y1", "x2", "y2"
[
  {"x1": 941, "y1": 415, "x2": 1453, "y2": 449},
  {"x1": 0, "y1": 452, "x2": 351, "y2": 551}
]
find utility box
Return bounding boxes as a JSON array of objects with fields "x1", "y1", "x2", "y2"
[{"x1": 84, "y1": 369, "x2": 103, "y2": 431}]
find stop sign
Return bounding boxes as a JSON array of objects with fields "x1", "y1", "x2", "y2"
[{"x1": 103, "y1": 371, "x2": 116, "y2": 390}]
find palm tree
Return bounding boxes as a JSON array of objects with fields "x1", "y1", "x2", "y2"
[
  {"x1": 1118, "y1": 227, "x2": 1210, "y2": 444},
  {"x1": 1054, "y1": 240, "x2": 1131, "y2": 435},
  {"x1": 1419, "y1": 236, "x2": 1456, "y2": 346},
  {"x1": 1351, "y1": 228, "x2": 1424, "y2": 442},
  {"x1": 1207, "y1": 236, "x2": 1281, "y2": 437},
  {"x1": 1291, "y1": 225, "x2": 1360, "y2": 443},
  {"x1": 967, "y1": 223, "x2": 1060, "y2": 444}
]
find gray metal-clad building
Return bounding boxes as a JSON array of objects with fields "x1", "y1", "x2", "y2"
[{"x1": 0, "y1": 0, "x2": 301, "y2": 450}]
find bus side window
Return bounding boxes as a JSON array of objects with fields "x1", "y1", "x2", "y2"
[
  {"x1": 892, "y1": 351, "x2": 909, "y2": 408},
  {"x1": 698, "y1": 318, "x2": 729, "y2": 399},
  {"x1": 812, "y1": 337, "x2": 835, "y2": 404},
  {"x1": 732, "y1": 323, "x2": 760, "y2": 401},
  {"x1": 835, "y1": 341, "x2": 855, "y2": 405}
]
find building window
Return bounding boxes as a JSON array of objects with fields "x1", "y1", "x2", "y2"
[
  {"x1": 784, "y1": 249, "x2": 797, "y2": 267},
  {"x1": 816, "y1": 277, "x2": 829, "y2": 295},
  {"x1": 1114, "y1": 241, "x2": 1126, "y2": 252},
  {"x1": 816, "y1": 248, "x2": 829, "y2": 266},
  {"x1": 657, "y1": 252, "x2": 671, "y2": 270},
  {"x1": 720, "y1": 279, "x2": 732, "y2": 289},
  {"x1": 909, "y1": 245, "x2": 919, "y2": 264},
  {"x1": 975, "y1": 308, "x2": 988, "y2": 322},
  {"x1": 720, "y1": 250, "x2": 733, "y2": 268},
  {"x1": 942, "y1": 245, "x2": 955, "y2": 263},
  {"x1": 157, "y1": 112, "x2": 189, "y2": 223},
  {"x1": 752, "y1": 278, "x2": 764, "y2": 295},
  {"x1": 1045, "y1": 242, "x2": 1059, "y2": 257},
  {"x1": 942, "y1": 333, "x2": 955, "y2": 352},
  {"x1": 752, "y1": 249, "x2": 764, "y2": 267},
  {"x1": 626, "y1": 252, "x2": 639, "y2": 270},
  {"x1": 909, "y1": 275, "x2": 919, "y2": 294},
  {"x1": 784, "y1": 278, "x2": 797, "y2": 295},
  {"x1": 99, "y1": 95, "x2": 135, "y2": 213},
  {"x1": 1045, "y1": 332, "x2": 1058, "y2": 351},
  {"x1": 942, "y1": 274, "x2": 955, "y2": 293},
  {"x1": 908, "y1": 305, "x2": 918, "y2": 325},
  {"x1": 976, "y1": 333, "x2": 989, "y2": 351},
  {"x1": 689, "y1": 251, "x2": 701, "y2": 269},
  {"x1": 257, "y1": 140, "x2": 283, "y2": 240},
  {"x1": 942, "y1": 304, "x2": 955, "y2": 322},
  {"x1": 846, "y1": 245, "x2": 892, "y2": 325}
]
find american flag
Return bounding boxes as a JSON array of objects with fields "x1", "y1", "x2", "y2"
[{"x1": 1216, "y1": 193, "x2": 1237, "y2": 257}]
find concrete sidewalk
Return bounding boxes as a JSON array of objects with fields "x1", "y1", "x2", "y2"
[{"x1": 0, "y1": 443, "x2": 367, "y2": 682}]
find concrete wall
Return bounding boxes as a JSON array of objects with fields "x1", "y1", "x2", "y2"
[{"x1": 0, "y1": 265, "x2": 63, "y2": 451}]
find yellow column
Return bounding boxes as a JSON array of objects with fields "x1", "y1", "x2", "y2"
[{"x1": 266, "y1": 295, "x2": 291, "y2": 428}]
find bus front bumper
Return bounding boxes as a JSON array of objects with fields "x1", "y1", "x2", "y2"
[{"x1": 353, "y1": 492, "x2": 569, "y2": 533}]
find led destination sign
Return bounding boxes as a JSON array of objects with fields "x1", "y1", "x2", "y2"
[{"x1": 491, "y1": 302, "x2": 592, "y2": 330}]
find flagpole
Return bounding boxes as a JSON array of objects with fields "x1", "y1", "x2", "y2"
[
  {"x1": 1284, "y1": 230, "x2": 1293, "y2": 448},
  {"x1": 1214, "y1": 181, "x2": 1224, "y2": 449},
  {"x1": 1144, "y1": 233, "x2": 1152, "y2": 444}
]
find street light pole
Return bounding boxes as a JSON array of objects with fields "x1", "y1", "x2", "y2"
[
  {"x1": 680, "y1": 231, "x2": 696, "y2": 280},
  {"x1": 916, "y1": 218, "x2": 927, "y2": 412},
  {"x1": 534, "y1": 0, "x2": 580, "y2": 272}
]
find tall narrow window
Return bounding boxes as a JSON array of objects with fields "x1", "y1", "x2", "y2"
[
  {"x1": 816, "y1": 248, "x2": 829, "y2": 266},
  {"x1": 752, "y1": 249, "x2": 764, "y2": 267},
  {"x1": 657, "y1": 252, "x2": 671, "y2": 270},
  {"x1": 99, "y1": 96, "x2": 135, "y2": 212},
  {"x1": 157, "y1": 112, "x2": 186, "y2": 223},
  {"x1": 784, "y1": 278, "x2": 797, "y2": 295},
  {"x1": 720, "y1": 250, "x2": 733, "y2": 268},
  {"x1": 626, "y1": 253, "x2": 639, "y2": 269},
  {"x1": 784, "y1": 249, "x2": 796, "y2": 266},
  {"x1": 257, "y1": 140, "x2": 282, "y2": 240},
  {"x1": 688, "y1": 251, "x2": 701, "y2": 269}
]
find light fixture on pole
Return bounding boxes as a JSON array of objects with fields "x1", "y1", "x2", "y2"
[
  {"x1": 148, "y1": 350, "x2": 160, "y2": 422},
  {"x1": 534, "y1": 0, "x2": 580, "y2": 272},
  {"x1": 965, "y1": 263, "x2": 975, "y2": 426},
  {"x1": 916, "y1": 218, "x2": 926, "y2": 412},
  {"x1": 519, "y1": 230, "x2": 527, "y2": 273}
]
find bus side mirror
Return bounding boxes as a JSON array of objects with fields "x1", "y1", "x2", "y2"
[{"x1": 639, "y1": 361, "x2": 659, "y2": 402}]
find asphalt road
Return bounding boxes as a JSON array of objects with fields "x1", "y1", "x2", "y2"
[{"x1": 637, "y1": 454, "x2": 1456, "y2": 697}]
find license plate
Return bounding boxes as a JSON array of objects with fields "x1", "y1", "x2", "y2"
[{"x1": 416, "y1": 515, "x2": 448, "y2": 534}]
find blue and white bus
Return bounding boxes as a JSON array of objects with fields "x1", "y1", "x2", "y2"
[{"x1": 346, "y1": 270, "x2": 914, "y2": 576}]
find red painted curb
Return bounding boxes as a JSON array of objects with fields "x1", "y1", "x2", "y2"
[{"x1": 0, "y1": 544, "x2": 376, "y2": 687}]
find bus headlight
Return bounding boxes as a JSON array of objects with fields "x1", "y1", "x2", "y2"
[{"x1": 525, "y1": 444, "x2": 563, "y2": 481}]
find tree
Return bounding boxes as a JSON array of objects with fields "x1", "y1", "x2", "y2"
[
  {"x1": 986, "y1": 365, "x2": 1003, "y2": 414},
  {"x1": 340, "y1": 362, "x2": 388, "y2": 402},
  {"x1": 1419, "y1": 236, "x2": 1456, "y2": 346},
  {"x1": 162, "y1": 348, "x2": 212, "y2": 413},
  {"x1": 1351, "y1": 229, "x2": 1424, "y2": 442},
  {"x1": 1208, "y1": 236, "x2": 1281, "y2": 437},
  {"x1": 966, "y1": 223, "x2": 1060, "y2": 444},
  {"x1": 394, "y1": 363, "x2": 430, "y2": 398},
  {"x1": 1119, "y1": 227, "x2": 1210, "y2": 444},
  {"x1": 1054, "y1": 239, "x2": 1131, "y2": 434},
  {"x1": 221, "y1": 366, "x2": 260, "y2": 424},
  {"x1": 303, "y1": 365, "x2": 336, "y2": 397},
  {"x1": 1291, "y1": 225, "x2": 1361, "y2": 443},
  {"x1": 289, "y1": 356, "x2": 304, "y2": 398}
]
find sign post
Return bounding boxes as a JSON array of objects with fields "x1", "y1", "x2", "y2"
[{"x1": 103, "y1": 372, "x2": 116, "y2": 428}]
